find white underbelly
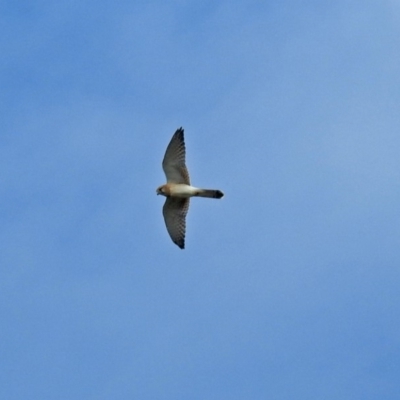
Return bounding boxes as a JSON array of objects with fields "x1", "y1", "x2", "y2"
[{"x1": 170, "y1": 184, "x2": 199, "y2": 198}]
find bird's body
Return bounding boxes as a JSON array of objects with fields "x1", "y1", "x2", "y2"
[
  {"x1": 156, "y1": 128, "x2": 224, "y2": 249},
  {"x1": 157, "y1": 183, "x2": 224, "y2": 199}
]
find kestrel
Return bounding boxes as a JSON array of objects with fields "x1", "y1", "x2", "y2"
[{"x1": 157, "y1": 127, "x2": 224, "y2": 249}]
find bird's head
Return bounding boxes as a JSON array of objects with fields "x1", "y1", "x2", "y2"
[{"x1": 156, "y1": 185, "x2": 166, "y2": 196}]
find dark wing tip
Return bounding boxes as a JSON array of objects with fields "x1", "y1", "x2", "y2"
[
  {"x1": 174, "y1": 239, "x2": 185, "y2": 249},
  {"x1": 216, "y1": 190, "x2": 224, "y2": 199},
  {"x1": 174, "y1": 127, "x2": 184, "y2": 142}
]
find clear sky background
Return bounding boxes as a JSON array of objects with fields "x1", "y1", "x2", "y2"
[{"x1": 1, "y1": 1, "x2": 400, "y2": 399}]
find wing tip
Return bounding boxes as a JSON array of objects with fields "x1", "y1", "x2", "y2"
[
  {"x1": 175, "y1": 127, "x2": 184, "y2": 137},
  {"x1": 175, "y1": 239, "x2": 185, "y2": 249},
  {"x1": 170, "y1": 127, "x2": 185, "y2": 148}
]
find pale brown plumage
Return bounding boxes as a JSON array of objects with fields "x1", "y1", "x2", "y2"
[{"x1": 157, "y1": 127, "x2": 224, "y2": 249}]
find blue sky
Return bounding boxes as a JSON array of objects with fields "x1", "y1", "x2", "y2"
[{"x1": 1, "y1": 1, "x2": 400, "y2": 399}]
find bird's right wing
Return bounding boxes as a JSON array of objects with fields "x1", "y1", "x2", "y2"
[{"x1": 162, "y1": 197, "x2": 190, "y2": 249}]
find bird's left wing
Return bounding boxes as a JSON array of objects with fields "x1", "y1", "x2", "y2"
[{"x1": 162, "y1": 128, "x2": 190, "y2": 184}]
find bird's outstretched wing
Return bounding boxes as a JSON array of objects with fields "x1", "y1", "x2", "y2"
[
  {"x1": 162, "y1": 197, "x2": 190, "y2": 249},
  {"x1": 162, "y1": 127, "x2": 190, "y2": 184}
]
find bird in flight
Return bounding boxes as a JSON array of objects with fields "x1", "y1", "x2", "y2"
[{"x1": 156, "y1": 127, "x2": 224, "y2": 249}]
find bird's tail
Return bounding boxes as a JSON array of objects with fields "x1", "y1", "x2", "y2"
[{"x1": 196, "y1": 189, "x2": 224, "y2": 199}]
